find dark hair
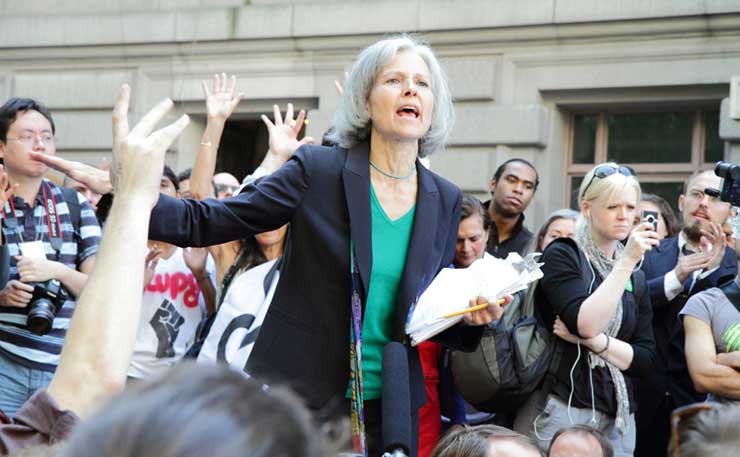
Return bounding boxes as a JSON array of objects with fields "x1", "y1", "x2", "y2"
[
  {"x1": 431, "y1": 425, "x2": 543, "y2": 457},
  {"x1": 460, "y1": 195, "x2": 491, "y2": 230},
  {"x1": 62, "y1": 364, "x2": 326, "y2": 457},
  {"x1": 321, "y1": 126, "x2": 338, "y2": 147},
  {"x1": 162, "y1": 164, "x2": 179, "y2": 189},
  {"x1": 641, "y1": 193, "x2": 681, "y2": 238},
  {"x1": 493, "y1": 158, "x2": 539, "y2": 191},
  {"x1": 177, "y1": 167, "x2": 192, "y2": 184},
  {"x1": 549, "y1": 425, "x2": 613, "y2": 457},
  {"x1": 0, "y1": 98, "x2": 55, "y2": 142}
]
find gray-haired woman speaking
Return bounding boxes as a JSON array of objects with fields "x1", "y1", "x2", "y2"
[{"x1": 148, "y1": 35, "x2": 511, "y2": 457}]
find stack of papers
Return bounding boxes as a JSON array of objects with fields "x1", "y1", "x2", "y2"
[{"x1": 406, "y1": 252, "x2": 544, "y2": 346}]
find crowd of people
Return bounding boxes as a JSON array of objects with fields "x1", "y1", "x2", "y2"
[{"x1": 0, "y1": 34, "x2": 738, "y2": 457}]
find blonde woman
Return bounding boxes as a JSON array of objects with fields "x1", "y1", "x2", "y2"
[{"x1": 514, "y1": 163, "x2": 658, "y2": 456}]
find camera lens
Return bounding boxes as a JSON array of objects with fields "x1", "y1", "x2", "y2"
[
  {"x1": 27, "y1": 298, "x2": 56, "y2": 335},
  {"x1": 716, "y1": 162, "x2": 731, "y2": 178}
]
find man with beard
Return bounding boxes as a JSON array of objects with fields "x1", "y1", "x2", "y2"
[
  {"x1": 485, "y1": 159, "x2": 538, "y2": 258},
  {"x1": 636, "y1": 170, "x2": 737, "y2": 457}
]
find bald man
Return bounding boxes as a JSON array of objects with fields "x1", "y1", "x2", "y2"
[
  {"x1": 213, "y1": 172, "x2": 239, "y2": 200},
  {"x1": 549, "y1": 426, "x2": 612, "y2": 457}
]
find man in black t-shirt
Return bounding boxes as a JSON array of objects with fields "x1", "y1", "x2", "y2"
[{"x1": 485, "y1": 158, "x2": 538, "y2": 258}]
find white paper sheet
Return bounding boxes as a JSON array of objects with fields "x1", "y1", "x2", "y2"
[{"x1": 406, "y1": 252, "x2": 543, "y2": 346}]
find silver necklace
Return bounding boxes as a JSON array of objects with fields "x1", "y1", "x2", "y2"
[{"x1": 369, "y1": 159, "x2": 416, "y2": 180}]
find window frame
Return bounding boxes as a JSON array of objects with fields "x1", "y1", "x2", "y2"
[{"x1": 564, "y1": 107, "x2": 722, "y2": 207}]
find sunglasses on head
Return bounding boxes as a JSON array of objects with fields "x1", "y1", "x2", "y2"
[
  {"x1": 670, "y1": 402, "x2": 716, "y2": 457},
  {"x1": 582, "y1": 165, "x2": 636, "y2": 196}
]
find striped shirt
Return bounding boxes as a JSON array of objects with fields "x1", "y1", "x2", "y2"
[{"x1": 0, "y1": 179, "x2": 101, "y2": 371}]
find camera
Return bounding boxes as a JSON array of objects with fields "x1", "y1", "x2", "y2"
[
  {"x1": 641, "y1": 210, "x2": 659, "y2": 231},
  {"x1": 714, "y1": 161, "x2": 740, "y2": 206},
  {"x1": 26, "y1": 279, "x2": 70, "y2": 336}
]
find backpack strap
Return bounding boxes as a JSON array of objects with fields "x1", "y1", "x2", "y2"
[
  {"x1": 60, "y1": 187, "x2": 82, "y2": 233},
  {"x1": 719, "y1": 277, "x2": 740, "y2": 312}
]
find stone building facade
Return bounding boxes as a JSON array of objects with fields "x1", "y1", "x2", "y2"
[{"x1": 1, "y1": 0, "x2": 739, "y2": 225}]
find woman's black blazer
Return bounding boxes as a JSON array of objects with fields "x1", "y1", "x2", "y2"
[{"x1": 148, "y1": 141, "x2": 482, "y2": 411}]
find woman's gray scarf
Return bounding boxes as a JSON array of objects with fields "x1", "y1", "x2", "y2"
[{"x1": 574, "y1": 221, "x2": 630, "y2": 435}]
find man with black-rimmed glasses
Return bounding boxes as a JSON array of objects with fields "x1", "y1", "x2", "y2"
[
  {"x1": 636, "y1": 170, "x2": 737, "y2": 457},
  {"x1": 0, "y1": 98, "x2": 100, "y2": 417}
]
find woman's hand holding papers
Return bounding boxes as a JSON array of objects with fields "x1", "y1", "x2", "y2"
[{"x1": 462, "y1": 294, "x2": 513, "y2": 326}]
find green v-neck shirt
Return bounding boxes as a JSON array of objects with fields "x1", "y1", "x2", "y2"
[{"x1": 361, "y1": 185, "x2": 416, "y2": 399}]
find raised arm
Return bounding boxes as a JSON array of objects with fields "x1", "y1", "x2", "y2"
[
  {"x1": 189, "y1": 73, "x2": 242, "y2": 200},
  {"x1": 46, "y1": 85, "x2": 189, "y2": 418},
  {"x1": 148, "y1": 143, "x2": 313, "y2": 248},
  {"x1": 576, "y1": 223, "x2": 659, "y2": 338}
]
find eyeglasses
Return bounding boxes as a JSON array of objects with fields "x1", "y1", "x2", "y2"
[
  {"x1": 670, "y1": 402, "x2": 716, "y2": 457},
  {"x1": 6, "y1": 133, "x2": 55, "y2": 147},
  {"x1": 582, "y1": 165, "x2": 636, "y2": 197},
  {"x1": 214, "y1": 184, "x2": 239, "y2": 195}
]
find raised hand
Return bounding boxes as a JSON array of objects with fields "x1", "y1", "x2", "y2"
[
  {"x1": 622, "y1": 222, "x2": 661, "y2": 265},
  {"x1": 143, "y1": 245, "x2": 162, "y2": 288},
  {"x1": 700, "y1": 221, "x2": 727, "y2": 271},
  {"x1": 333, "y1": 71, "x2": 349, "y2": 96},
  {"x1": 110, "y1": 84, "x2": 189, "y2": 207},
  {"x1": 203, "y1": 73, "x2": 243, "y2": 121},
  {"x1": 261, "y1": 103, "x2": 316, "y2": 163},
  {"x1": 0, "y1": 164, "x2": 18, "y2": 211},
  {"x1": 183, "y1": 247, "x2": 208, "y2": 279}
]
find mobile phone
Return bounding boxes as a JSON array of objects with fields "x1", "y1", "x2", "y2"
[{"x1": 641, "y1": 210, "x2": 659, "y2": 232}]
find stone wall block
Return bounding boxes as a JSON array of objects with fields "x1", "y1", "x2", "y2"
[
  {"x1": 53, "y1": 111, "x2": 113, "y2": 149},
  {"x1": 234, "y1": 4, "x2": 294, "y2": 39},
  {"x1": 443, "y1": 57, "x2": 499, "y2": 101},
  {"x1": 420, "y1": 0, "x2": 554, "y2": 31},
  {"x1": 449, "y1": 104, "x2": 549, "y2": 147},
  {"x1": 14, "y1": 71, "x2": 133, "y2": 109},
  {"x1": 292, "y1": 1, "x2": 420, "y2": 37}
]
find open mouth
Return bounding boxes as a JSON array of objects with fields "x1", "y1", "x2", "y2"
[{"x1": 396, "y1": 105, "x2": 420, "y2": 118}]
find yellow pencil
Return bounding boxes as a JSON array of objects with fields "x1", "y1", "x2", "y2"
[{"x1": 442, "y1": 298, "x2": 506, "y2": 319}]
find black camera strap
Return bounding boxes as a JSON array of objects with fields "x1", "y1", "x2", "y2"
[
  {"x1": 719, "y1": 277, "x2": 740, "y2": 313},
  {"x1": 40, "y1": 182, "x2": 63, "y2": 252}
]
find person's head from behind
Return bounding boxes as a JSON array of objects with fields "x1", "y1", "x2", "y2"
[
  {"x1": 161, "y1": 164, "x2": 179, "y2": 199},
  {"x1": 177, "y1": 168, "x2": 192, "y2": 198},
  {"x1": 61, "y1": 364, "x2": 325, "y2": 457},
  {"x1": 327, "y1": 34, "x2": 454, "y2": 158},
  {"x1": 8, "y1": 443, "x2": 66, "y2": 457},
  {"x1": 637, "y1": 193, "x2": 680, "y2": 240},
  {"x1": 213, "y1": 172, "x2": 239, "y2": 200},
  {"x1": 0, "y1": 98, "x2": 56, "y2": 179},
  {"x1": 431, "y1": 425, "x2": 542, "y2": 457},
  {"x1": 455, "y1": 195, "x2": 490, "y2": 268},
  {"x1": 63, "y1": 174, "x2": 102, "y2": 211},
  {"x1": 490, "y1": 159, "x2": 539, "y2": 219},
  {"x1": 548, "y1": 425, "x2": 613, "y2": 457},
  {"x1": 535, "y1": 209, "x2": 579, "y2": 252},
  {"x1": 668, "y1": 402, "x2": 740, "y2": 457},
  {"x1": 679, "y1": 169, "x2": 732, "y2": 244},
  {"x1": 579, "y1": 163, "x2": 641, "y2": 243}
]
